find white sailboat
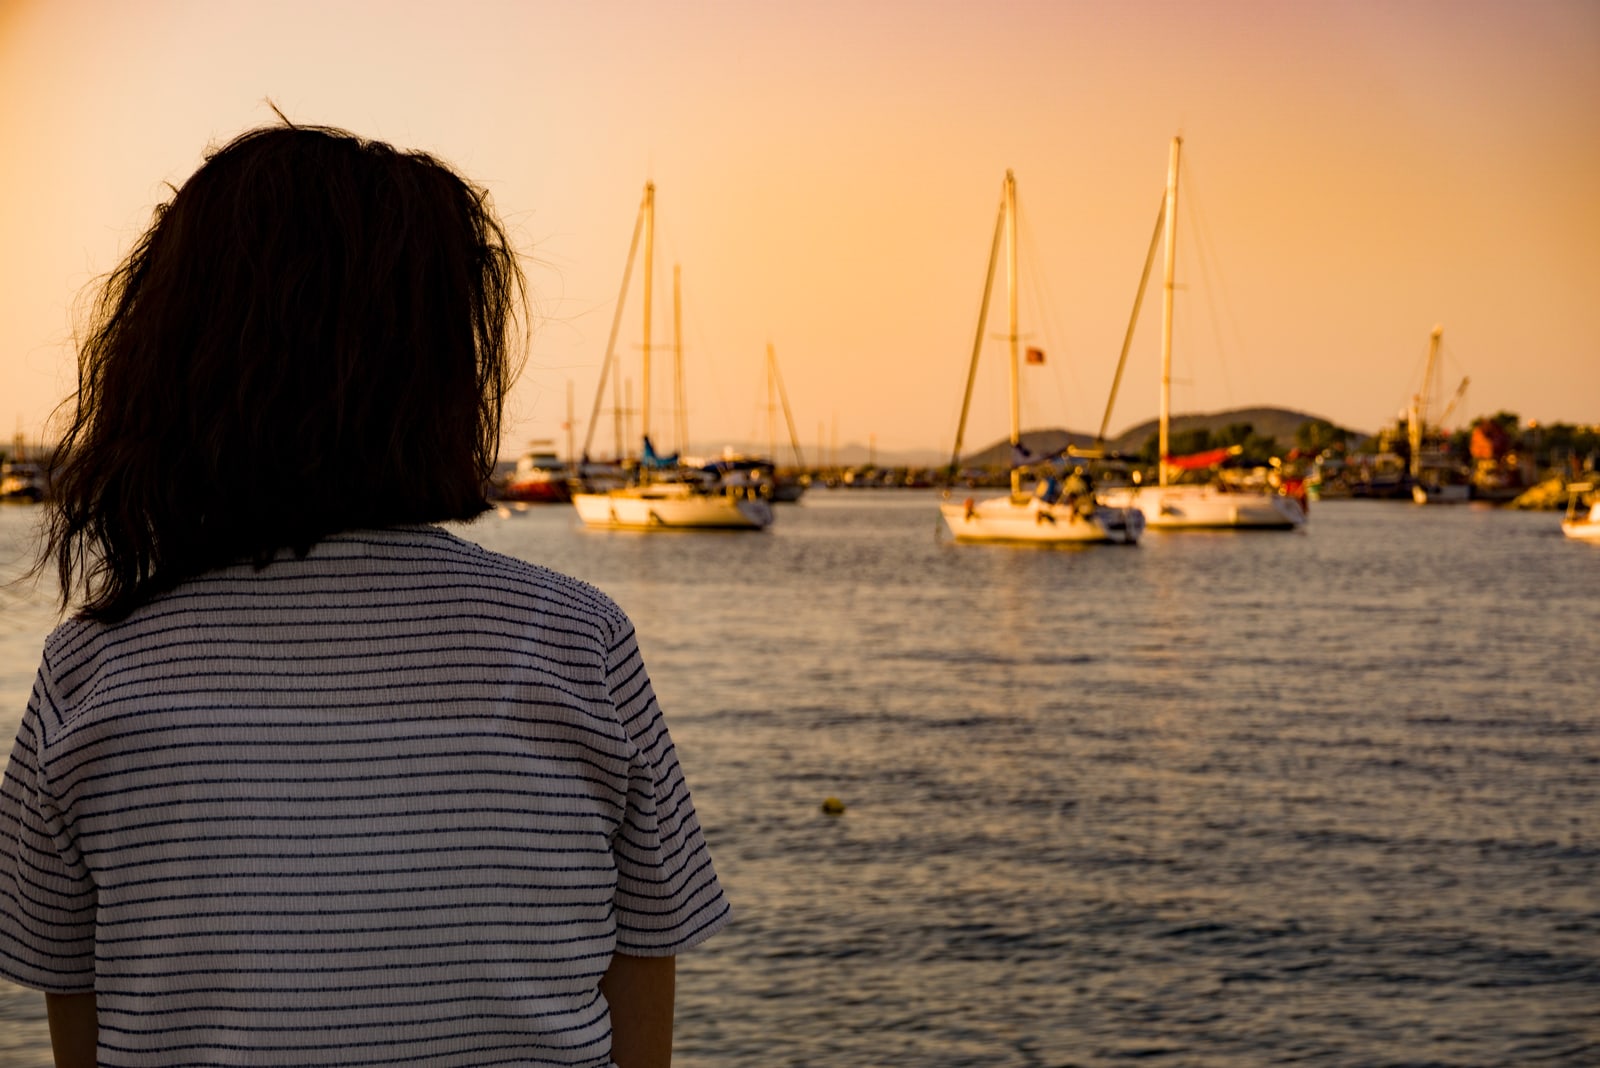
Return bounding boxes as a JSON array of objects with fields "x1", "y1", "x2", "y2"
[
  {"x1": 1561, "y1": 482, "x2": 1600, "y2": 541},
  {"x1": 571, "y1": 182, "x2": 774, "y2": 531},
  {"x1": 1097, "y1": 138, "x2": 1306, "y2": 531},
  {"x1": 939, "y1": 171, "x2": 1145, "y2": 546}
]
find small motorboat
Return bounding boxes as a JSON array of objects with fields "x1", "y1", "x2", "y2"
[{"x1": 1561, "y1": 482, "x2": 1600, "y2": 542}]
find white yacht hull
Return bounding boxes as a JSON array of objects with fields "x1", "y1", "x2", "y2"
[
  {"x1": 572, "y1": 484, "x2": 773, "y2": 530},
  {"x1": 1563, "y1": 501, "x2": 1600, "y2": 541},
  {"x1": 1099, "y1": 484, "x2": 1305, "y2": 530},
  {"x1": 1563, "y1": 520, "x2": 1600, "y2": 542},
  {"x1": 940, "y1": 496, "x2": 1144, "y2": 545}
]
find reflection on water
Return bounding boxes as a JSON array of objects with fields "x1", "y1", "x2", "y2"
[{"x1": 1, "y1": 496, "x2": 1596, "y2": 1066}]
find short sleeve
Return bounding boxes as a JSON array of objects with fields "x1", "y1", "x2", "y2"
[
  {"x1": 0, "y1": 667, "x2": 97, "y2": 993},
  {"x1": 604, "y1": 618, "x2": 730, "y2": 956}
]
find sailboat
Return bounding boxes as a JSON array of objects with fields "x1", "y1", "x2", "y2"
[
  {"x1": 1562, "y1": 482, "x2": 1600, "y2": 541},
  {"x1": 938, "y1": 171, "x2": 1145, "y2": 545},
  {"x1": 1407, "y1": 326, "x2": 1472, "y2": 504},
  {"x1": 1097, "y1": 138, "x2": 1306, "y2": 531},
  {"x1": 699, "y1": 344, "x2": 808, "y2": 503},
  {"x1": 570, "y1": 182, "x2": 774, "y2": 531}
]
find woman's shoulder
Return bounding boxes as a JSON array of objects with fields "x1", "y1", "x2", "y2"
[
  {"x1": 321, "y1": 525, "x2": 630, "y2": 630},
  {"x1": 49, "y1": 526, "x2": 629, "y2": 653}
]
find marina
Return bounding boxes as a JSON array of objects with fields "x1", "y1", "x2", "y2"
[
  {"x1": 2, "y1": 494, "x2": 1595, "y2": 1066},
  {"x1": 1, "y1": 6, "x2": 1596, "y2": 1063}
]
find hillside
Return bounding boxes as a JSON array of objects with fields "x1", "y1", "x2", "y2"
[
  {"x1": 523, "y1": 406, "x2": 1363, "y2": 470},
  {"x1": 961, "y1": 406, "x2": 1358, "y2": 467},
  {"x1": 1104, "y1": 406, "x2": 1358, "y2": 454}
]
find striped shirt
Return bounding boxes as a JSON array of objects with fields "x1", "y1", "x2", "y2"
[{"x1": 0, "y1": 526, "x2": 729, "y2": 1066}]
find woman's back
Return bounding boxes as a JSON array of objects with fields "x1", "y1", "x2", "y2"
[{"x1": 4, "y1": 526, "x2": 728, "y2": 1065}]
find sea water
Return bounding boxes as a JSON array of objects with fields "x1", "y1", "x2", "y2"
[{"x1": 1, "y1": 494, "x2": 1595, "y2": 1066}]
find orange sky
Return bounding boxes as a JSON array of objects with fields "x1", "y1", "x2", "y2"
[{"x1": 2, "y1": 0, "x2": 1596, "y2": 457}]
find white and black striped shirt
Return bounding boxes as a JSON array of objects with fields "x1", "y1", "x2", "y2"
[{"x1": 0, "y1": 526, "x2": 729, "y2": 1066}]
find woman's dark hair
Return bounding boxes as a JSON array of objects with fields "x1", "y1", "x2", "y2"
[{"x1": 41, "y1": 122, "x2": 525, "y2": 620}]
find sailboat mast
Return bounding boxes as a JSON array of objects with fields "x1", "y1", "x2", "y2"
[
  {"x1": 641, "y1": 182, "x2": 655, "y2": 449},
  {"x1": 1006, "y1": 170, "x2": 1021, "y2": 500},
  {"x1": 583, "y1": 186, "x2": 647, "y2": 464},
  {"x1": 1098, "y1": 195, "x2": 1166, "y2": 444},
  {"x1": 943, "y1": 176, "x2": 1006, "y2": 486},
  {"x1": 674, "y1": 264, "x2": 687, "y2": 453},
  {"x1": 565, "y1": 379, "x2": 575, "y2": 474},
  {"x1": 766, "y1": 344, "x2": 778, "y2": 461},
  {"x1": 770, "y1": 344, "x2": 807, "y2": 468},
  {"x1": 1159, "y1": 136, "x2": 1182, "y2": 488},
  {"x1": 612, "y1": 371, "x2": 624, "y2": 460},
  {"x1": 624, "y1": 379, "x2": 634, "y2": 455}
]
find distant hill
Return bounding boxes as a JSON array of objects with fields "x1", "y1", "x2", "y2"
[
  {"x1": 1104, "y1": 406, "x2": 1359, "y2": 454},
  {"x1": 961, "y1": 406, "x2": 1359, "y2": 467},
  {"x1": 503, "y1": 407, "x2": 1361, "y2": 471},
  {"x1": 546, "y1": 440, "x2": 952, "y2": 470}
]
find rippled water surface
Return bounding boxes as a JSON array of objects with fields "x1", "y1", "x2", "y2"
[{"x1": 2, "y1": 495, "x2": 1596, "y2": 1066}]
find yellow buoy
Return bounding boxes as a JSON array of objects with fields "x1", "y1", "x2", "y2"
[{"x1": 820, "y1": 796, "x2": 846, "y2": 815}]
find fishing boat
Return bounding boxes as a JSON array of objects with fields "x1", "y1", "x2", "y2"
[
  {"x1": 1563, "y1": 482, "x2": 1600, "y2": 541},
  {"x1": 1096, "y1": 138, "x2": 1305, "y2": 531},
  {"x1": 1407, "y1": 326, "x2": 1472, "y2": 504},
  {"x1": 938, "y1": 171, "x2": 1144, "y2": 546},
  {"x1": 570, "y1": 182, "x2": 773, "y2": 531},
  {"x1": 497, "y1": 441, "x2": 572, "y2": 504}
]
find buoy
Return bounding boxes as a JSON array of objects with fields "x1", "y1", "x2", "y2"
[{"x1": 820, "y1": 796, "x2": 846, "y2": 815}]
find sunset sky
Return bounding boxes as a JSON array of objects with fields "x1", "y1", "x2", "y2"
[{"x1": 2, "y1": 0, "x2": 1596, "y2": 459}]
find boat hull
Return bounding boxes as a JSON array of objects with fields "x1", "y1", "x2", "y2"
[
  {"x1": 940, "y1": 496, "x2": 1144, "y2": 545},
  {"x1": 1562, "y1": 520, "x2": 1600, "y2": 542},
  {"x1": 500, "y1": 477, "x2": 572, "y2": 504},
  {"x1": 499, "y1": 444, "x2": 573, "y2": 503},
  {"x1": 1563, "y1": 501, "x2": 1600, "y2": 541},
  {"x1": 1411, "y1": 483, "x2": 1471, "y2": 505},
  {"x1": 771, "y1": 480, "x2": 807, "y2": 503},
  {"x1": 572, "y1": 485, "x2": 773, "y2": 530},
  {"x1": 1099, "y1": 484, "x2": 1305, "y2": 530},
  {"x1": 0, "y1": 462, "x2": 45, "y2": 503}
]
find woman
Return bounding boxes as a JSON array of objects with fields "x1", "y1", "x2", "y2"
[{"x1": 0, "y1": 122, "x2": 728, "y2": 1067}]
